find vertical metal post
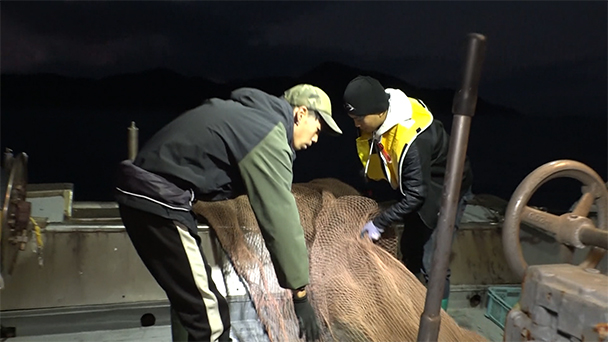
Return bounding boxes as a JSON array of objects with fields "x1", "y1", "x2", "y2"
[
  {"x1": 4, "y1": 149, "x2": 14, "y2": 172},
  {"x1": 128, "y1": 121, "x2": 139, "y2": 161},
  {"x1": 417, "y1": 33, "x2": 486, "y2": 342}
]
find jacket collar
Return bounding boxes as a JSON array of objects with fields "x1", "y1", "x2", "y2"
[{"x1": 373, "y1": 88, "x2": 413, "y2": 139}]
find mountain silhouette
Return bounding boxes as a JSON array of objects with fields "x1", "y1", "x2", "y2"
[
  {"x1": 2, "y1": 62, "x2": 523, "y2": 117},
  {"x1": 1, "y1": 62, "x2": 606, "y2": 211}
]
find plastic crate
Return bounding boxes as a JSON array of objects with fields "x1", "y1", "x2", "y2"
[{"x1": 485, "y1": 286, "x2": 521, "y2": 329}]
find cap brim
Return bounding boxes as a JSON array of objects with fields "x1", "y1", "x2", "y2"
[{"x1": 318, "y1": 111, "x2": 343, "y2": 135}]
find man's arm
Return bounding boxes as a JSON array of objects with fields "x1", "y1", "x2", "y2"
[
  {"x1": 238, "y1": 123, "x2": 309, "y2": 290},
  {"x1": 372, "y1": 139, "x2": 432, "y2": 229}
]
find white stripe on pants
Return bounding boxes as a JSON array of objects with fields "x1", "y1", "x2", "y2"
[{"x1": 174, "y1": 220, "x2": 225, "y2": 341}]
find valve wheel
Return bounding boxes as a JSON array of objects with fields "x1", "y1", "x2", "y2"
[
  {"x1": 1, "y1": 151, "x2": 29, "y2": 278},
  {"x1": 503, "y1": 160, "x2": 608, "y2": 281}
]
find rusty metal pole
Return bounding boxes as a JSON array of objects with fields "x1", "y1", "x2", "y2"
[
  {"x1": 417, "y1": 33, "x2": 486, "y2": 342},
  {"x1": 128, "y1": 121, "x2": 139, "y2": 161}
]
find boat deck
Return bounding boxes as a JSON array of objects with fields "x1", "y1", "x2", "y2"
[
  {"x1": 4, "y1": 197, "x2": 603, "y2": 342},
  {"x1": 3, "y1": 284, "x2": 505, "y2": 342},
  {"x1": 4, "y1": 303, "x2": 504, "y2": 342}
]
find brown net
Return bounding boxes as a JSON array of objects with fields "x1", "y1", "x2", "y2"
[{"x1": 193, "y1": 178, "x2": 487, "y2": 342}]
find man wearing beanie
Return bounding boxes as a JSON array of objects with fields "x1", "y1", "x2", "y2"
[
  {"x1": 115, "y1": 84, "x2": 341, "y2": 342},
  {"x1": 343, "y1": 75, "x2": 473, "y2": 310}
]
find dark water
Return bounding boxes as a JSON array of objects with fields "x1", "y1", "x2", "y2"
[{"x1": 2, "y1": 108, "x2": 606, "y2": 212}]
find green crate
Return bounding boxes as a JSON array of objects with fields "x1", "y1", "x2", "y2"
[{"x1": 485, "y1": 286, "x2": 521, "y2": 329}]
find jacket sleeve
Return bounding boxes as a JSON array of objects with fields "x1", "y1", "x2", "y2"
[
  {"x1": 238, "y1": 124, "x2": 309, "y2": 290},
  {"x1": 373, "y1": 139, "x2": 432, "y2": 230}
]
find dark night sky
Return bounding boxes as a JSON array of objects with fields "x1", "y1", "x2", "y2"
[
  {"x1": 1, "y1": 1, "x2": 607, "y2": 209},
  {"x1": 2, "y1": 1, "x2": 607, "y2": 118}
]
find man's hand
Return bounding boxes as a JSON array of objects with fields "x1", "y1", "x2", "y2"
[
  {"x1": 292, "y1": 290, "x2": 320, "y2": 341},
  {"x1": 360, "y1": 220, "x2": 383, "y2": 241}
]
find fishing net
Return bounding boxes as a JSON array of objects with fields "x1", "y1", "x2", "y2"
[{"x1": 193, "y1": 178, "x2": 486, "y2": 342}]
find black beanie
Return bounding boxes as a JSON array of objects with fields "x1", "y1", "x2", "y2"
[{"x1": 343, "y1": 76, "x2": 389, "y2": 116}]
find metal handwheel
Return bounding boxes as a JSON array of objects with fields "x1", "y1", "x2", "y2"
[
  {"x1": 503, "y1": 160, "x2": 608, "y2": 281},
  {"x1": 1, "y1": 150, "x2": 30, "y2": 281}
]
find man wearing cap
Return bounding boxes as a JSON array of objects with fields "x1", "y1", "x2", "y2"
[
  {"x1": 115, "y1": 84, "x2": 341, "y2": 341},
  {"x1": 343, "y1": 75, "x2": 472, "y2": 310}
]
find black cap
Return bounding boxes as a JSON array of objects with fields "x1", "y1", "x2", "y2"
[{"x1": 343, "y1": 76, "x2": 389, "y2": 117}]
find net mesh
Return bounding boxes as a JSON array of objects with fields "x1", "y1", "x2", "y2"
[{"x1": 193, "y1": 178, "x2": 487, "y2": 342}]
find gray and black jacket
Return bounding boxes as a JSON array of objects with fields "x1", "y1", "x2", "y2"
[{"x1": 115, "y1": 88, "x2": 309, "y2": 290}]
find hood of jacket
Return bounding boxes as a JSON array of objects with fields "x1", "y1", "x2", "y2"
[
  {"x1": 373, "y1": 88, "x2": 413, "y2": 139},
  {"x1": 230, "y1": 87, "x2": 295, "y2": 154}
]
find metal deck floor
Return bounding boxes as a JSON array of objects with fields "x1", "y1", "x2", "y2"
[
  {"x1": 448, "y1": 306, "x2": 504, "y2": 342},
  {"x1": 4, "y1": 325, "x2": 171, "y2": 342},
  {"x1": 4, "y1": 305, "x2": 504, "y2": 342}
]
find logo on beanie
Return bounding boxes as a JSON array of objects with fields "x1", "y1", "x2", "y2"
[{"x1": 344, "y1": 102, "x2": 355, "y2": 113}]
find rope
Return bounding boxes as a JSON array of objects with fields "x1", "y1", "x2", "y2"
[
  {"x1": 29, "y1": 216, "x2": 44, "y2": 266},
  {"x1": 29, "y1": 217, "x2": 43, "y2": 248}
]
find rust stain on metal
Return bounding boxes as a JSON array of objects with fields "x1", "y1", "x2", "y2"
[{"x1": 594, "y1": 322, "x2": 608, "y2": 340}]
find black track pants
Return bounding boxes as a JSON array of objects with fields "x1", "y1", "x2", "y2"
[{"x1": 119, "y1": 204, "x2": 231, "y2": 341}]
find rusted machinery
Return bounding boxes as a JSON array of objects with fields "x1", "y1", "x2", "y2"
[
  {"x1": 502, "y1": 159, "x2": 608, "y2": 342},
  {"x1": 1, "y1": 149, "x2": 38, "y2": 289}
]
